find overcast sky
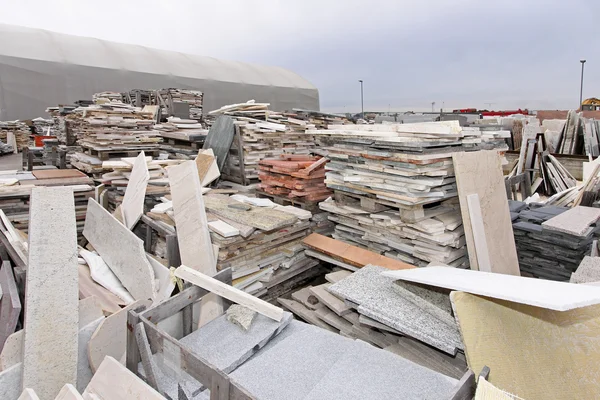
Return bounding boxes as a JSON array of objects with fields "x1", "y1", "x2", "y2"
[{"x1": 0, "y1": 0, "x2": 598, "y2": 112}]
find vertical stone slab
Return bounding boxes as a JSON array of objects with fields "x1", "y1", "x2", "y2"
[
  {"x1": 168, "y1": 161, "x2": 222, "y2": 326},
  {"x1": 22, "y1": 187, "x2": 78, "y2": 400},
  {"x1": 121, "y1": 151, "x2": 150, "y2": 230},
  {"x1": 0, "y1": 261, "x2": 21, "y2": 351}
]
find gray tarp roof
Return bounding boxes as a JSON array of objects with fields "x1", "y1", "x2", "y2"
[{"x1": 0, "y1": 23, "x2": 319, "y2": 120}]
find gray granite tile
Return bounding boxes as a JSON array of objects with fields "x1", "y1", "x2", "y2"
[
  {"x1": 304, "y1": 340, "x2": 458, "y2": 400},
  {"x1": 392, "y1": 281, "x2": 455, "y2": 326},
  {"x1": 328, "y1": 265, "x2": 462, "y2": 354},
  {"x1": 571, "y1": 256, "x2": 600, "y2": 283},
  {"x1": 179, "y1": 312, "x2": 292, "y2": 373}
]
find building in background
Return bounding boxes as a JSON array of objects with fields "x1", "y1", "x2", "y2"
[{"x1": 0, "y1": 23, "x2": 319, "y2": 120}]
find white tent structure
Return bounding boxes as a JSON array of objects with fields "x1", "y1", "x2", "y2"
[{"x1": 0, "y1": 24, "x2": 320, "y2": 120}]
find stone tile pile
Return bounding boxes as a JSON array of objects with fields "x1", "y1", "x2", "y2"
[{"x1": 0, "y1": 120, "x2": 30, "y2": 151}]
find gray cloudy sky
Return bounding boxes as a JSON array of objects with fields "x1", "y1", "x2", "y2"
[{"x1": 0, "y1": 0, "x2": 598, "y2": 112}]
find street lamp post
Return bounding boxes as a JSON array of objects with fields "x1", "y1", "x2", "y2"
[
  {"x1": 359, "y1": 80, "x2": 364, "y2": 119},
  {"x1": 580, "y1": 59, "x2": 586, "y2": 110}
]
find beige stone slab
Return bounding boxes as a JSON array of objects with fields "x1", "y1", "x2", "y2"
[
  {"x1": 82, "y1": 356, "x2": 166, "y2": 400},
  {"x1": 87, "y1": 300, "x2": 151, "y2": 374},
  {"x1": 120, "y1": 151, "x2": 149, "y2": 230},
  {"x1": 54, "y1": 384, "x2": 83, "y2": 400},
  {"x1": 291, "y1": 287, "x2": 319, "y2": 310},
  {"x1": 168, "y1": 161, "x2": 221, "y2": 327},
  {"x1": 83, "y1": 198, "x2": 157, "y2": 301},
  {"x1": 195, "y1": 149, "x2": 220, "y2": 187},
  {"x1": 22, "y1": 187, "x2": 79, "y2": 400},
  {"x1": 325, "y1": 270, "x2": 352, "y2": 283},
  {"x1": 451, "y1": 291, "x2": 600, "y2": 400},
  {"x1": 310, "y1": 284, "x2": 352, "y2": 316},
  {"x1": 452, "y1": 150, "x2": 520, "y2": 275}
]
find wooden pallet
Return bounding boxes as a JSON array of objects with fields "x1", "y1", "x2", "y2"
[
  {"x1": 81, "y1": 146, "x2": 161, "y2": 160},
  {"x1": 255, "y1": 190, "x2": 321, "y2": 211}
]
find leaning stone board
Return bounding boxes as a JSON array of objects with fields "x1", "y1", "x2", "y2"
[
  {"x1": 204, "y1": 194, "x2": 297, "y2": 231},
  {"x1": 202, "y1": 115, "x2": 235, "y2": 172},
  {"x1": 0, "y1": 262, "x2": 21, "y2": 352},
  {"x1": 22, "y1": 187, "x2": 78, "y2": 399},
  {"x1": 452, "y1": 150, "x2": 520, "y2": 275},
  {"x1": 120, "y1": 151, "x2": 149, "y2": 230},
  {"x1": 83, "y1": 199, "x2": 157, "y2": 301}
]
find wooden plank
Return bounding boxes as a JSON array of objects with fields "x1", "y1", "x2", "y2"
[
  {"x1": 452, "y1": 151, "x2": 520, "y2": 275},
  {"x1": 22, "y1": 187, "x2": 78, "y2": 399},
  {"x1": 175, "y1": 266, "x2": 284, "y2": 322},
  {"x1": 168, "y1": 161, "x2": 221, "y2": 327},
  {"x1": 0, "y1": 261, "x2": 21, "y2": 352},
  {"x1": 31, "y1": 169, "x2": 86, "y2": 180},
  {"x1": 302, "y1": 233, "x2": 413, "y2": 270},
  {"x1": 204, "y1": 194, "x2": 297, "y2": 231},
  {"x1": 83, "y1": 356, "x2": 166, "y2": 400},
  {"x1": 466, "y1": 194, "x2": 492, "y2": 273}
]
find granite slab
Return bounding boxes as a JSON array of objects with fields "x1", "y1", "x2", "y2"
[
  {"x1": 179, "y1": 312, "x2": 293, "y2": 373},
  {"x1": 570, "y1": 256, "x2": 600, "y2": 284},
  {"x1": 329, "y1": 265, "x2": 462, "y2": 354},
  {"x1": 542, "y1": 206, "x2": 600, "y2": 237},
  {"x1": 22, "y1": 187, "x2": 78, "y2": 399}
]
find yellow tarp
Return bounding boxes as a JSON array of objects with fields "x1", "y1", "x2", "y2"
[{"x1": 451, "y1": 291, "x2": 600, "y2": 400}]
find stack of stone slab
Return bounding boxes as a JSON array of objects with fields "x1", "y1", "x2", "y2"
[
  {"x1": 308, "y1": 121, "x2": 507, "y2": 267},
  {"x1": 280, "y1": 265, "x2": 467, "y2": 379},
  {"x1": 202, "y1": 194, "x2": 323, "y2": 299},
  {"x1": 258, "y1": 155, "x2": 332, "y2": 203},
  {"x1": 93, "y1": 91, "x2": 124, "y2": 103},
  {"x1": 210, "y1": 101, "x2": 315, "y2": 185},
  {"x1": 511, "y1": 201, "x2": 600, "y2": 280},
  {"x1": 31, "y1": 117, "x2": 54, "y2": 136},
  {"x1": 0, "y1": 121, "x2": 30, "y2": 151},
  {"x1": 69, "y1": 101, "x2": 161, "y2": 160},
  {"x1": 46, "y1": 105, "x2": 78, "y2": 146},
  {"x1": 157, "y1": 88, "x2": 204, "y2": 120},
  {"x1": 154, "y1": 118, "x2": 208, "y2": 159},
  {"x1": 292, "y1": 109, "x2": 353, "y2": 129}
]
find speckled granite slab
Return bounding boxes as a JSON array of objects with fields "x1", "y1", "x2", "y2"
[{"x1": 328, "y1": 265, "x2": 463, "y2": 354}]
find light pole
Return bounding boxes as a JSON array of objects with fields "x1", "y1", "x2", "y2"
[
  {"x1": 359, "y1": 80, "x2": 364, "y2": 119},
  {"x1": 580, "y1": 59, "x2": 587, "y2": 111},
  {"x1": 431, "y1": 102, "x2": 435, "y2": 112}
]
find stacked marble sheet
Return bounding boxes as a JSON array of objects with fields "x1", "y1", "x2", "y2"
[
  {"x1": 280, "y1": 265, "x2": 467, "y2": 379},
  {"x1": 511, "y1": 201, "x2": 600, "y2": 280},
  {"x1": 291, "y1": 109, "x2": 353, "y2": 129},
  {"x1": 210, "y1": 101, "x2": 315, "y2": 184},
  {"x1": 154, "y1": 117, "x2": 207, "y2": 159},
  {"x1": 309, "y1": 121, "x2": 507, "y2": 267},
  {"x1": 0, "y1": 120, "x2": 30, "y2": 151}
]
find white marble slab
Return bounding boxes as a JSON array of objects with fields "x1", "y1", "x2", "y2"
[
  {"x1": 120, "y1": 151, "x2": 150, "y2": 230},
  {"x1": 383, "y1": 266, "x2": 600, "y2": 311},
  {"x1": 22, "y1": 187, "x2": 78, "y2": 400},
  {"x1": 83, "y1": 199, "x2": 157, "y2": 301}
]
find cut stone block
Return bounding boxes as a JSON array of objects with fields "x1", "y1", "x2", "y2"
[
  {"x1": 54, "y1": 384, "x2": 83, "y2": 400},
  {"x1": 291, "y1": 287, "x2": 319, "y2": 310},
  {"x1": 22, "y1": 187, "x2": 78, "y2": 400},
  {"x1": 120, "y1": 151, "x2": 149, "y2": 230},
  {"x1": 329, "y1": 265, "x2": 462, "y2": 354},
  {"x1": 392, "y1": 280, "x2": 455, "y2": 326},
  {"x1": 208, "y1": 220, "x2": 239, "y2": 237},
  {"x1": 315, "y1": 307, "x2": 353, "y2": 332},
  {"x1": 226, "y1": 305, "x2": 256, "y2": 331},
  {"x1": 277, "y1": 298, "x2": 338, "y2": 333},
  {"x1": 17, "y1": 388, "x2": 39, "y2": 400},
  {"x1": 195, "y1": 149, "x2": 220, "y2": 187},
  {"x1": 83, "y1": 198, "x2": 157, "y2": 301},
  {"x1": 325, "y1": 270, "x2": 352, "y2": 283},
  {"x1": 79, "y1": 250, "x2": 134, "y2": 304},
  {"x1": 542, "y1": 206, "x2": 600, "y2": 237},
  {"x1": 179, "y1": 312, "x2": 292, "y2": 373},
  {"x1": 383, "y1": 266, "x2": 600, "y2": 311},
  {"x1": 303, "y1": 340, "x2": 458, "y2": 400}
]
